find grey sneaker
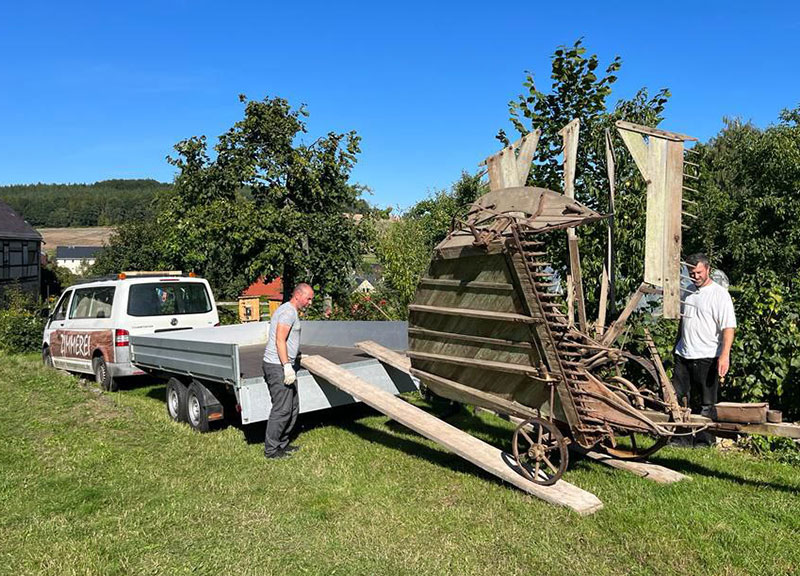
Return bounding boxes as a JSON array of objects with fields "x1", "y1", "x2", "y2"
[{"x1": 283, "y1": 445, "x2": 300, "y2": 454}]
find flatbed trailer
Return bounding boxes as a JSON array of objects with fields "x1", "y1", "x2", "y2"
[{"x1": 129, "y1": 320, "x2": 417, "y2": 431}]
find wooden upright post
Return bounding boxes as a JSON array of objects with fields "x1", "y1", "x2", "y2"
[
  {"x1": 559, "y1": 119, "x2": 587, "y2": 332},
  {"x1": 615, "y1": 121, "x2": 696, "y2": 319},
  {"x1": 596, "y1": 129, "x2": 617, "y2": 337}
]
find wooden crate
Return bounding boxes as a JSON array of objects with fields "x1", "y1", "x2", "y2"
[{"x1": 712, "y1": 402, "x2": 768, "y2": 424}]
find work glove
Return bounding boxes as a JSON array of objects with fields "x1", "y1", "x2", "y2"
[{"x1": 283, "y1": 363, "x2": 296, "y2": 385}]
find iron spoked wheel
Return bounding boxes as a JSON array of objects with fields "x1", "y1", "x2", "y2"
[
  {"x1": 512, "y1": 417, "x2": 568, "y2": 486},
  {"x1": 599, "y1": 432, "x2": 668, "y2": 460}
]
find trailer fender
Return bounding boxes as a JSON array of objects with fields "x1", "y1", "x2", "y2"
[{"x1": 186, "y1": 380, "x2": 224, "y2": 433}]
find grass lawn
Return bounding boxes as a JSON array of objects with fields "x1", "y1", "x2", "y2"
[{"x1": 1, "y1": 352, "x2": 798, "y2": 576}]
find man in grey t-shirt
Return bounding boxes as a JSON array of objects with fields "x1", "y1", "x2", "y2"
[{"x1": 263, "y1": 283, "x2": 314, "y2": 459}]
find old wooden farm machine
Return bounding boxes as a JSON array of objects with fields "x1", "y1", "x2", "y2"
[{"x1": 407, "y1": 120, "x2": 800, "y2": 485}]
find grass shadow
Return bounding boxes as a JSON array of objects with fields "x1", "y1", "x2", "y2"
[
  {"x1": 645, "y1": 452, "x2": 800, "y2": 495},
  {"x1": 340, "y1": 418, "x2": 506, "y2": 487}
]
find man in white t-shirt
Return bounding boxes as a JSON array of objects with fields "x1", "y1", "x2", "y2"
[{"x1": 673, "y1": 253, "x2": 736, "y2": 431}]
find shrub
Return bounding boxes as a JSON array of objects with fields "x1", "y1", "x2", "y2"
[
  {"x1": 737, "y1": 435, "x2": 800, "y2": 465},
  {"x1": 0, "y1": 287, "x2": 46, "y2": 354}
]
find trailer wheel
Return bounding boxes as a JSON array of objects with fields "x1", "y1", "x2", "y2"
[
  {"x1": 93, "y1": 356, "x2": 118, "y2": 392},
  {"x1": 187, "y1": 382, "x2": 210, "y2": 433},
  {"x1": 166, "y1": 378, "x2": 189, "y2": 423}
]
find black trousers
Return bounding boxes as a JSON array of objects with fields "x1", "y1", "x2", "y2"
[
  {"x1": 672, "y1": 354, "x2": 719, "y2": 413},
  {"x1": 263, "y1": 361, "x2": 299, "y2": 456}
]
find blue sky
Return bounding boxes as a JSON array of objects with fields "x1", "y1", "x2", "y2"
[{"x1": 1, "y1": 1, "x2": 797, "y2": 210}]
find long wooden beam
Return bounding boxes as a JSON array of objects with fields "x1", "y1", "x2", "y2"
[
  {"x1": 354, "y1": 341, "x2": 411, "y2": 373},
  {"x1": 406, "y1": 350, "x2": 547, "y2": 378},
  {"x1": 407, "y1": 327, "x2": 533, "y2": 350},
  {"x1": 301, "y1": 355, "x2": 603, "y2": 515},
  {"x1": 408, "y1": 304, "x2": 539, "y2": 324},
  {"x1": 417, "y1": 278, "x2": 515, "y2": 292},
  {"x1": 600, "y1": 283, "x2": 648, "y2": 347}
]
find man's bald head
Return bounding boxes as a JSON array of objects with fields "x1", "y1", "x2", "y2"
[
  {"x1": 293, "y1": 283, "x2": 313, "y2": 298},
  {"x1": 290, "y1": 283, "x2": 314, "y2": 310}
]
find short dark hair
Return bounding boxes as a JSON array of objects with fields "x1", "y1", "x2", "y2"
[{"x1": 685, "y1": 253, "x2": 710, "y2": 268}]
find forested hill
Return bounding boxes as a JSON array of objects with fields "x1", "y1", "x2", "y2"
[{"x1": 0, "y1": 179, "x2": 171, "y2": 227}]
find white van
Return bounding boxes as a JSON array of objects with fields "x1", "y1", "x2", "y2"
[{"x1": 42, "y1": 272, "x2": 219, "y2": 390}]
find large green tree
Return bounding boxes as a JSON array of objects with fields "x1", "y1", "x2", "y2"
[
  {"x1": 94, "y1": 96, "x2": 366, "y2": 300},
  {"x1": 682, "y1": 107, "x2": 800, "y2": 416},
  {"x1": 499, "y1": 39, "x2": 671, "y2": 317}
]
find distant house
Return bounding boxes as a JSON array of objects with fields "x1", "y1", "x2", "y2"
[
  {"x1": 353, "y1": 277, "x2": 375, "y2": 293},
  {"x1": 55, "y1": 246, "x2": 103, "y2": 274},
  {"x1": 241, "y1": 276, "x2": 283, "y2": 301},
  {"x1": 0, "y1": 200, "x2": 42, "y2": 297}
]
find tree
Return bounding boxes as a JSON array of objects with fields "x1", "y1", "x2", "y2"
[
  {"x1": 376, "y1": 171, "x2": 486, "y2": 312},
  {"x1": 95, "y1": 96, "x2": 367, "y2": 300},
  {"x1": 499, "y1": 39, "x2": 671, "y2": 316},
  {"x1": 686, "y1": 107, "x2": 800, "y2": 282},
  {"x1": 680, "y1": 107, "x2": 800, "y2": 416}
]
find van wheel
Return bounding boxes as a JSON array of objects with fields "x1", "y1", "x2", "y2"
[
  {"x1": 93, "y1": 356, "x2": 118, "y2": 392},
  {"x1": 187, "y1": 382, "x2": 210, "y2": 433},
  {"x1": 42, "y1": 347, "x2": 53, "y2": 368},
  {"x1": 166, "y1": 378, "x2": 188, "y2": 423}
]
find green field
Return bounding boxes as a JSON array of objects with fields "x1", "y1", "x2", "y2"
[{"x1": 1, "y1": 353, "x2": 798, "y2": 576}]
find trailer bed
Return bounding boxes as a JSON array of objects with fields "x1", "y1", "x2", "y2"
[
  {"x1": 238, "y1": 344, "x2": 372, "y2": 378},
  {"x1": 130, "y1": 320, "x2": 418, "y2": 425}
]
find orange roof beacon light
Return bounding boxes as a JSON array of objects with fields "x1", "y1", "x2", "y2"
[{"x1": 118, "y1": 272, "x2": 127, "y2": 280}]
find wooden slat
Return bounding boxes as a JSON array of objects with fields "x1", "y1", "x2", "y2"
[
  {"x1": 559, "y1": 119, "x2": 580, "y2": 200},
  {"x1": 576, "y1": 448, "x2": 690, "y2": 483},
  {"x1": 615, "y1": 120, "x2": 697, "y2": 143},
  {"x1": 499, "y1": 148, "x2": 519, "y2": 188},
  {"x1": 663, "y1": 140, "x2": 684, "y2": 319},
  {"x1": 601, "y1": 283, "x2": 648, "y2": 347},
  {"x1": 408, "y1": 304, "x2": 538, "y2": 324},
  {"x1": 617, "y1": 130, "x2": 649, "y2": 178},
  {"x1": 643, "y1": 410, "x2": 800, "y2": 439},
  {"x1": 515, "y1": 130, "x2": 540, "y2": 184},
  {"x1": 408, "y1": 326, "x2": 533, "y2": 350},
  {"x1": 355, "y1": 341, "x2": 411, "y2": 373},
  {"x1": 301, "y1": 356, "x2": 603, "y2": 515},
  {"x1": 644, "y1": 137, "x2": 667, "y2": 286},
  {"x1": 418, "y1": 278, "x2": 515, "y2": 292},
  {"x1": 413, "y1": 368, "x2": 541, "y2": 421},
  {"x1": 407, "y1": 350, "x2": 548, "y2": 379},
  {"x1": 567, "y1": 234, "x2": 587, "y2": 332},
  {"x1": 735, "y1": 421, "x2": 800, "y2": 439}
]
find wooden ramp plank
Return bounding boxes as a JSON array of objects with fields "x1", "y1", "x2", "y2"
[
  {"x1": 355, "y1": 341, "x2": 411, "y2": 373},
  {"x1": 301, "y1": 355, "x2": 603, "y2": 516},
  {"x1": 574, "y1": 448, "x2": 690, "y2": 484}
]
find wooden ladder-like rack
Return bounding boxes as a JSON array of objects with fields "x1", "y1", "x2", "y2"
[{"x1": 510, "y1": 227, "x2": 613, "y2": 448}]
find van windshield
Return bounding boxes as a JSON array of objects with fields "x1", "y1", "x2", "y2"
[{"x1": 127, "y1": 282, "x2": 212, "y2": 317}]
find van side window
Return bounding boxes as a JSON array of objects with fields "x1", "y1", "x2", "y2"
[
  {"x1": 127, "y1": 283, "x2": 212, "y2": 316},
  {"x1": 69, "y1": 287, "x2": 116, "y2": 319},
  {"x1": 52, "y1": 291, "x2": 72, "y2": 321}
]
